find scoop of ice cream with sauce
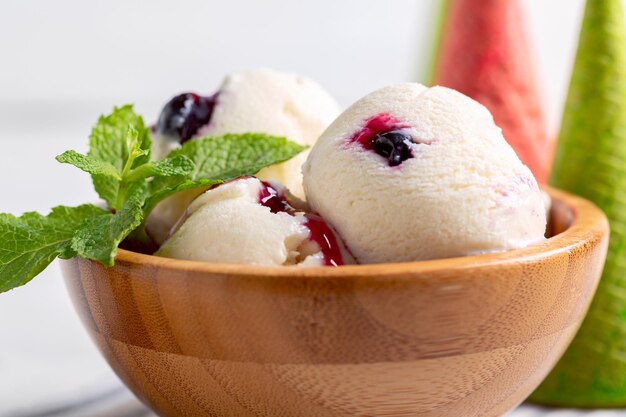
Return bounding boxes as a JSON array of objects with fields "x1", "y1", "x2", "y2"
[
  {"x1": 302, "y1": 83, "x2": 547, "y2": 264},
  {"x1": 156, "y1": 177, "x2": 353, "y2": 267}
]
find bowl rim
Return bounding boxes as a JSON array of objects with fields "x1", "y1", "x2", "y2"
[{"x1": 112, "y1": 187, "x2": 608, "y2": 278}]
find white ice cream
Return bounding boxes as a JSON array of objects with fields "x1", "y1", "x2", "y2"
[
  {"x1": 302, "y1": 83, "x2": 547, "y2": 264},
  {"x1": 156, "y1": 177, "x2": 352, "y2": 266},
  {"x1": 152, "y1": 68, "x2": 340, "y2": 196},
  {"x1": 197, "y1": 69, "x2": 340, "y2": 196},
  {"x1": 149, "y1": 69, "x2": 340, "y2": 244}
]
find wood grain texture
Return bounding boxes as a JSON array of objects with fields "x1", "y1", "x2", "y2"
[{"x1": 62, "y1": 187, "x2": 609, "y2": 417}]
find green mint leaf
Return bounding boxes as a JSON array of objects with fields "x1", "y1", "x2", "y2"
[
  {"x1": 149, "y1": 154, "x2": 195, "y2": 177},
  {"x1": 0, "y1": 205, "x2": 107, "y2": 293},
  {"x1": 146, "y1": 134, "x2": 306, "y2": 212},
  {"x1": 88, "y1": 105, "x2": 151, "y2": 208},
  {"x1": 56, "y1": 150, "x2": 121, "y2": 180},
  {"x1": 170, "y1": 133, "x2": 307, "y2": 180},
  {"x1": 71, "y1": 181, "x2": 147, "y2": 267},
  {"x1": 126, "y1": 155, "x2": 195, "y2": 182}
]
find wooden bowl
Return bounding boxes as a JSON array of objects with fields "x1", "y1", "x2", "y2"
[{"x1": 62, "y1": 187, "x2": 608, "y2": 417}]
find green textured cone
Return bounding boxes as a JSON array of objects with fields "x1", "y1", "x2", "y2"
[
  {"x1": 424, "y1": 0, "x2": 449, "y2": 86},
  {"x1": 530, "y1": 0, "x2": 626, "y2": 407}
]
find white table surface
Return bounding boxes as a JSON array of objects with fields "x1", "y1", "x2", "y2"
[{"x1": 0, "y1": 103, "x2": 623, "y2": 416}]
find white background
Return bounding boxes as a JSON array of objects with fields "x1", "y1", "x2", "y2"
[
  {"x1": 0, "y1": 0, "x2": 588, "y2": 130},
  {"x1": 0, "y1": 0, "x2": 620, "y2": 415}
]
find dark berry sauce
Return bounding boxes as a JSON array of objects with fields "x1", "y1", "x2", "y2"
[
  {"x1": 304, "y1": 213, "x2": 345, "y2": 267},
  {"x1": 156, "y1": 92, "x2": 218, "y2": 143},
  {"x1": 257, "y1": 181, "x2": 345, "y2": 266},
  {"x1": 349, "y1": 113, "x2": 415, "y2": 166},
  {"x1": 258, "y1": 181, "x2": 295, "y2": 214}
]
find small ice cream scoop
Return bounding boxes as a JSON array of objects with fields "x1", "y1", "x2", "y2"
[
  {"x1": 302, "y1": 83, "x2": 547, "y2": 264},
  {"x1": 152, "y1": 68, "x2": 341, "y2": 196},
  {"x1": 156, "y1": 177, "x2": 353, "y2": 267},
  {"x1": 148, "y1": 68, "x2": 341, "y2": 245}
]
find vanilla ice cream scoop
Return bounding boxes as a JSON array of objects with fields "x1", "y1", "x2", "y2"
[
  {"x1": 152, "y1": 68, "x2": 340, "y2": 195},
  {"x1": 148, "y1": 68, "x2": 340, "y2": 245},
  {"x1": 156, "y1": 177, "x2": 353, "y2": 266},
  {"x1": 302, "y1": 83, "x2": 547, "y2": 264}
]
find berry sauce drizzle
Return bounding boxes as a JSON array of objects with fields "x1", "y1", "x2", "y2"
[
  {"x1": 156, "y1": 92, "x2": 219, "y2": 143},
  {"x1": 349, "y1": 113, "x2": 415, "y2": 166},
  {"x1": 258, "y1": 181, "x2": 344, "y2": 266},
  {"x1": 258, "y1": 181, "x2": 295, "y2": 214},
  {"x1": 304, "y1": 214, "x2": 345, "y2": 267}
]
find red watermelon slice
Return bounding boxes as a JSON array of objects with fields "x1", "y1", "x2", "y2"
[{"x1": 433, "y1": 0, "x2": 551, "y2": 183}]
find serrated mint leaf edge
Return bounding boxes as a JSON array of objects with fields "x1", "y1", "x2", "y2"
[
  {"x1": 56, "y1": 150, "x2": 121, "y2": 180},
  {"x1": 144, "y1": 133, "x2": 306, "y2": 218},
  {"x1": 0, "y1": 204, "x2": 107, "y2": 293},
  {"x1": 173, "y1": 134, "x2": 308, "y2": 181},
  {"x1": 71, "y1": 182, "x2": 148, "y2": 267}
]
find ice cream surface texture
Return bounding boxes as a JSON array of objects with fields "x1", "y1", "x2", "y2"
[
  {"x1": 302, "y1": 83, "x2": 547, "y2": 264},
  {"x1": 157, "y1": 177, "x2": 352, "y2": 266}
]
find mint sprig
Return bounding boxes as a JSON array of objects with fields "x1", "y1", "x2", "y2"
[
  {"x1": 70, "y1": 181, "x2": 148, "y2": 267},
  {"x1": 88, "y1": 106, "x2": 152, "y2": 209},
  {"x1": 145, "y1": 133, "x2": 305, "y2": 214},
  {"x1": 56, "y1": 151, "x2": 122, "y2": 180},
  {"x1": 0, "y1": 205, "x2": 108, "y2": 292},
  {"x1": 0, "y1": 105, "x2": 307, "y2": 293}
]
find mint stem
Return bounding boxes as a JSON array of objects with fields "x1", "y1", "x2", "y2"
[
  {"x1": 126, "y1": 164, "x2": 152, "y2": 182},
  {"x1": 113, "y1": 136, "x2": 143, "y2": 211},
  {"x1": 114, "y1": 181, "x2": 126, "y2": 211}
]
